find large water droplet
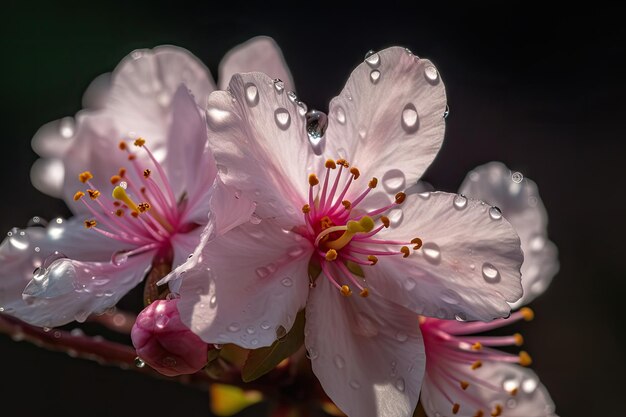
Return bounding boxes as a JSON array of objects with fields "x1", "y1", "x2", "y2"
[
  {"x1": 296, "y1": 100, "x2": 308, "y2": 117},
  {"x1": 424, "y1": 65, "x2": 439, "y2": 83},
  {"x1": 244, "y1": 82, "x2": 259, "y2": 106},
  {"x1": 422, "y1": 242, "x2": 442, "y2": 265},
  {"x1": 401, "y1": 103, "x2": 419, "y2": 134},
  {"x1": 305, "y1": 109, "x2": 328, "y2": 155},
  {"x1": 336, "y1": 106, "x2": 346, "y2": 124},
  {"x1": 489, "y1": 206, "x2": 503, "y2": 220},
  {"x1": 364, "y1": 50, "x2": 381, "y2": 68},
  {"x1": 134, "y1": 357, "x2": 145, "y2": 368},
  {"x1": 260, "y1": 321, "x2": 271, "y2": 330},
  {"x1": 512, "y1": 171, "x2": 523, "y2": 183},
  {"x1": 8, "y1": 228, "x2": 29, "y2": 251},
  {"x1": 274, "y1": 108, "x2": 291, "y2": 130},
  {"x1": 382, "y1": 169, "x2": 406, "y2": 193},
  {"x1": 395, "y1": 378, "x2": 406, "y2": 392},
  {"x1": 503, "y1": 378, "x2": 519, "y2": 392},
  {"x1": 334, "y1": 355, "x2": 345, "y2": 369},
  {"x1": 453, "y1": 194, "x2": 468, "y2": 210},
  {"x1": 111, "y1": 251, "x2": 129, "y2": 266},
  {"x1": 418, "y1": 191, "x2": 431, "y2": 199},
  {"x1": 522, "y1": 377, "x2": 538, "y2": 394},
  {"x1": 370, "y1": 69, "x2": 381, "y2": 84},
  {"x1": 273, "y1": 78, "x2": 284, "y2": 94},
  {"x1": 281, "y1": 277, "x2": 293, "y2": 287},
  {"x1": 228, "y1": 322, "x2": 241, "y2": 332},
  {"x1": 481, "y1": 262, "x2": 501, "y2": 283},
  {"x1": 287, "y1": 91, "x2": 297, "y2": 103}
]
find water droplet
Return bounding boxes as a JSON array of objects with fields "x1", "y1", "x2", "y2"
[
  {"x1": 134, "y1": 357, "x2": 145, "y2": 368},
  {"x1": 287, "y1": 91, "x2": 297, "y2": 102},
  {"x1": 334, "y1": 355, "x2": 345, "y2": 369},
  {"x1": 59, "y1": 117, "x2": 75, "y2": 138},
  {"x1": 503, "y1": 378, "x2": 519, "y2": 392},
  {"x1": 364, "y1": 50, "x2": 381, "y2": 68},
  {"x1": 388, "y1": 208, "x2": 403, "y2": 227},
  {"x1": 522, "y1": 377, "x2": 538, "y2": 394},
  {"x1": 512, "y1": 171, "x2": 523, "y2": 183},
  {"x1": 401, "y1": 103, "x2": 419, "y2": 134},
  {"x1": 155, "y1": 314, "x2": 169, "y2": 329},
  {"x1": 111, "y1": 251, "x2": 128, "y2": 266},
  {"x1": 228, "y1": 322, "x2": 240, "y2": 332},
  {"x1": 349, "y1": 380, "x2": 361, "y2": 390},
  {"x1": 274, "y1": 108, "x2": 291, "y2": 130},
  {"x1": 529, "y1": 234, "x2": 546, "y2": 252},
  {"x1": 251, "y1": 338, "x2": 259, "y2": 346},
  {"x1": 246, "y1": 325, "x2": 256, "y2": 335},
  {"x1": 119, "y1": 181, "x2": 128, "y2": 190},
  {"x1": 305, "y1": 109, "x2": 328, "y2": 155},
  {"x1": 422, "y1": 242, "x2": 442, "y2": 265},
  {"x1": 260, "y1": 321, "x2": 271, "y2": 330},
  {"x1": 424, "y1": 65, "x2": 439, "y2": 83},
  {"x1": 395, "y1": 378, "x2": 406, "y2": 392},
  {"x1": 0, "y1": 307, "x2": 4, "y2": 313},
  {"x1": 481, "y1": 262, "x2": 501, "y2": 283},
  {"x1": 453, "y1": 194, "x2": 468, "y2": 210},
  {"x1": 489, "y1": 206, "x2": 503, "y2": 220},
  {"x1": 336, "y1": 106, "x2": 346, "y2": 124},
  {"x1": 33, "y1": 266, "x2": 47, "y2": 282},
  {"x1": 281, "y1": 277, "x2": 293, "y2": 287},
  {"x1": 395, "y1": 331, "x2": 408, "y2": 342},
  {"x1": 276, "y1": 325, "x2": 287, "y2": 340},
  {"x1": 288, "y1": 247, "x2": 305, "y2": 258},
  {"x1": 273, "y1": 78, "x2": 284, "y2": 94},
  {"x1": 249, "y1": 213, "x2": 262, "y2": 225},
  {"x1": 382, "y1": 169, "x2": 406, "y2": 193},
  {"x1": 443, "y1": 104, "x2": 450, "y2": 118},
  {"x1": 255, "y1": 266, "x2": 270, "y2": 278},
  {"x1": 306, "y1": 347, "x2": 319, "y2": 360},
  {"x1": 370, "y1": 69, "x2": 381, "y2": 84},
  {"x1": 418, "y1": 191, "x2": 431, "y2": 199},
  {"x1": 441, "y1": 289, "x2": 461, "y2": 305},
  {"x1": 27, "y1": 216, "x2": 47, "y2": 227}
]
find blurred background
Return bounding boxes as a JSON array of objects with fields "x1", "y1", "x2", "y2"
[{"x1": 1, "y1": 1, "x2": 624, "y2": 416}]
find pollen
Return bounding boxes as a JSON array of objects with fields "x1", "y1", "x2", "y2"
[
  {"x1": 87, "y1": 189, "x2": 100, "y2": 200},
  {"x1": 340, "y1": 285, "x2": 352, "y2": 297},
  {"x1": 131, "y1": 211, "x2": 139, "y2": 218},
  {"x1": 73, "y1": 191, "x2": 85, "y2": 201},
  {"x1": 359, "y1": 288, "x2": 369, "y2": 298},
  {"x1": 509, "y1": 388, "x2": 518, "y2": 396},
  {"x1": 514, "y1": 333, "x2": 524, "y2": 346},
  {"x1": 325, "y1": 249, "x2": 338, "y2": 261},
  {"x1": 336, "y1": 158, "x2": 349, "y2": 168},
  {"x1": 78, "y1": 171, "x2": 93, "y2": 183},
  {"x1": 115, "y1": 209, "x2": 124, "y2": 217},
  {"x1": 110, "y1": 175, "x2": 121, "y2": 184},
  {"x1": 395, "y1": 192, "x2": 406, "y2": 204},
  {"x1": 460, "y1": 380, "x2": 469, "y2": 390},
  {"x1": 520, "y1": 307, "x2": 534, "y2": 321},
  {"x1": 118, "y1": 168, "x2": 126, "y2": 177},
  {"x1": 368, "y1": 177, "x2": 378, "y2": 188},
  {"x1": 471, "y1": 342, "x2": 482, "y2": 351},
  {"x1": 411, "y1": 237, "x2": 423, "y2": 250},
  {"x1": 474, "y1": 411, "x2": 484, "y2": 417},
  {"x1": 380, "y1": 216, "x2": 390, "y2": 228},
  {"x1": 400, "y1": 246, "x2": 410, "y2": 258},
  {"x1": 519, "y1": 351, "x2": 532, "y2": 366},
  {"x1": 118, "y1": 141, "x2": 127, "y2": 150},
  {"x1": 325, "y1": 159, "x2": 337, "y2": 169},
  {"x1": 138, "y1": 202, "x2": 151, "y2": 213},
  {"x1": 367, "y1": 255, "x2": 378, "y2": 265},
  {"x1": 491, "y1": 404, "x2": 503, "y2": 417},
  {"x1": 452, "y1": 403, "x2": 460, "y2": 415},
  {"x1": 309, "y1": 173, "x2": 319, "y2": 186},
  {"x1": 134, "y1": 138, "x2": 145, "y2": 147},
  {"x1": 471, "y1": 360, "x2": 482, "y2": 370},
  {"x1": 84, "y1": 219, "x2": 97, "y2": 229},
  {"x1": 302, "y1": 204, "x2": 311, "y2": 214},
  {"x1": 128, "y1": 154, "x2": 136, "y2": 161},
  {"x1": 143, "y1": 169, "x2": 151, "y2": 178},
  {"x1": 349, "y1": 167, "x2": 360, "y2": 179},
  {"x1": 342, "y1": 200, "x2": 352, "y2": 210}
]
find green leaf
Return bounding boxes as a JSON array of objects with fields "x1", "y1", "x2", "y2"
[{"x1": 241, "y1": 310, "x2": 306, "y2": 382}]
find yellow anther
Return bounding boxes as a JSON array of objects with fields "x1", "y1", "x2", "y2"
[
  {"x1": 518, "y1": 351, "x2": 532, "y2": 366},
  {"x1": 118, "y1": 168, "x2": 126, "y2": 177},
  {"x1": 325, "y1": 159, "x2": 337, "y2": 169},
  {"x1": 514, "y1": 333, "x2": 524, "y2": 346},
  {"x1": 510, "y1": 388, "x2": 518, "y2": 396},
  {"x1": 128, "y1": 154, "x2": 136, "y2": 161},
  {"x1": 309, "y1": 174, "x2": 319, "y2": 186},
  {"x1": 471, "y1": 360, "x2": 482, "y2": 370},
  {"x1": 359, "y1": 288, "x2": 369, "y2": 298},
  {"x1": 400, "y1": 246, "x2": 410, "y2": 258},
  {"x1": 340, "y1": 285, "x2": 352, "y2": 297},
  {"x1": 110, "y1": 175, "x2": 121, "y2": 184},
  {"x1": 380, "y1": 216, "x2": 390, "y2": 228},
  {"x1": 326, "y1": 216, "x2": 374, "y2": 251},
  {"x1": 460, "y1": 381, "x2": 469, "y2": 390},
  {"x1": 474, "y1": 411, "x2": 484, "y2": 417},
  {"x1": 395, "y1": 192, "x2": 406, "y2": 204},
  {"x1": 73, "y1": 191, "x2": 85, "y2": 201},
  {"x1": 411, "y1": 237, "x2": 423, "y2": 250},
  {"x1": 84, "y1": 219, "x2": 97, "y2": 229},
  {"x1": 138, "y1": 202, "x2": 151, "y2": 213},
  {"x1": 520, "y1": 307, "x2": 534, "y2": 321},
  {"x1": 78, "y1": 171, "x2": 93, "y2": 183},
  {"x1": 115, "y1": 209, "x2": 124, "y2": 217},
  {"x1": 368, "y1": 177, "x2": 378, "y2": 188},
  {"x1": 349, "y1": 167, "x2": 360, "y2": 179},
  {"x1": 320, "y1": 216, "x2": 333, "y2": 230},
  {"x1": 143, "y1": 169, "x2": 151, "y2": 178},
  {"x1": 134, "y1": 138, "x2": 145, "y2": 147},
  {"x1": 302, "y1": 204, "x2": 311, "y2": 214},
  {"x1": 118, "y1": 141, "x2": 127, "y2": 150},
  {"x1": 471, "y1": 342, "x2": 482, "y2": 351},
  {"x1": 491, "y1": 404, "x2": 503, "y2": 417},
  {"x1": 336, "y1": 159, "x2": 349, "y2": 168},
  {"x1": 325, "y1": 249, "x2": 338, "y2": 261},
  {"x1": 342, "y1": 200, "x2": 352, "y2": 210},
  {"x1": 87, "y1": 189, "x2": 100, "y2": 200},
  {"x1": 367, "y1": 255, "x2": 378, "y2": 265},
  {"x1": 112, "y1": 186, "x2": 139, "y2": 212},
  {"x1": 452, "y1": 403, "x2": 460, "y2": 415}
]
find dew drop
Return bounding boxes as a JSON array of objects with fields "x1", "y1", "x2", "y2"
[
  {"x1": 370, "y1": 69, "x2": 381, "y2": 84},
  {"x1": 249, "y1": 213, "x2": 262, "y2": 225},
  {"x1": 503, "y1": 378, "x2": 519, "y2": 392},
  {"x1": 512, "y1": 171, "x2": 523, "y2": 183},
  {"x1": 349, "y1": 380, "x2": 361, "y2": 390},
  {"x1": 244, "y1": 83, "x2": 259, "y2": 106},
  {"x1": 443, "y1": 104, "x2": 450, "y2": 118},
  {"x1": 119, "y1": 181, "x2": 128, "y2": 190},
  {"x1": 364, "y1": 50, "x2": 381, "y2": 68},
  {"x1": 251, "y1": 338, "x2": 259, "y2": 346},
  {"x1": 228, "y1": 322, "x2": 240, "y2": 332},
  {"x1": 395, "y1": 331, "x2": 408, "y2": 342},
  {"x1": 306, "y1": 347, "x2": 318, "y2": 360},
  {"x1": 418, "y1": 191, "x2": 431, "y2": 199},
  {"x1": 296, "y1": 100, "x2": 308, "y2": 117},
  {"x1": 453, "y1": 194, "x2": 468, "y2": 210},
  {"x1": 455, "y1": 312, "x2": 467, "y2": 322},
  {"x1": 287, "y1": 91, "x2": 297, "y2": 103},
  {"x1": 441, "y1": 289, "x2": 461, "y2": 305},
  {"x1": 522, "y1": 377, "x2": 538, "y2": 394},
  {"x1": 155, "y1": 314, "x2": 169, "y2": 329},
  {"x1": 334, "y1": 355, "x2": 345, "y2": 369},
  {"x1": 336, "y1": 106, "x2": 346, "y2": 124},
  {"x1": 59, "y1": 117, "x2": 75, "y2": 138},
  {"x1": 401, "y1": 103, "x2": 419, "y2": 134},
  {"x1": 111, "y1": 251, "x2": 128, "y2": 266},
  {"x1": 281, "y1": 277, "x2": 293, "y2": 287},
  {"x1": 273, "y1": 78, "x2": 284, "y2": 94},
  {"x1": 382, "y1": 169, "x2": 406, "y2": 193},
  {"x1": 246, "y1": 325, "x2": 256, "y2": 335},
  {"x1": 274, "y1": 108, "x2": 291, "y2": 130},
  {"x1": 388, "y1": 208, "x2": 403, "y2": 227},
  {"x1": 134, "y1": 357, "x2": 145, "y2": 368},
  {"x1": 403, "y1": 278, "x2": 416, "y2": 291},
  {"x1": 507, "y1": 398, "x2": 517, "y2": 409},
  {"x1": 27, "y1": 216, "x2": 47, "y2": 227},
  {"x1": 305, "y1": 109, "x2": 328, "y2": 155},
  {"x1": 422, "y1": 242, "x2": 442, "y2": 265},
  {"x1": 255, "y1": 266, "x2": 270, "y2": 278},
  {"x1": 424, "y1": 65, "x2": 439, "y2": 83},
  {"x1": 481, "y1": 262, "x2": 501, "y2": 283},
  {"x1": 260, "y1": 321, "x2": 271, "y2": 330},
  {"x1": 276, "y1": 325, "x2": 287, "y2": 340},
  {"x1": 395, "y1": 378, "x2": 406, "y2": 392},
  {"x1": 489, "y1": 206, "x2": 503, "y2": 220}
]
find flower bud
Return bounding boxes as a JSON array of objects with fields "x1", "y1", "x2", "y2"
[{"x1": 131, "y1": 298, "x2": 208, "y2": 377}]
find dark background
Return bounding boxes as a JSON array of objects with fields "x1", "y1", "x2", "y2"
[{"x1": 1, "y1": 2, "x2": 624, "y2": 416}]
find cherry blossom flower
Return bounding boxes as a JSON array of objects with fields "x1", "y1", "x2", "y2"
[
  {"x1": 167, "y1": 47, "x2": 524, "y2": 417},
  {"x1": 419, "y1": 163, "x2": 559, "y2": 417},
  {"x1": 0, "y1": 37, "x2": 293, "y2": 327}
]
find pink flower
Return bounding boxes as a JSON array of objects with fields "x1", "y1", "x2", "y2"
[
  {"x1": 0, "y1": 37, "x2": 294, "y2": 327},
  {"x1": 168, "y1": 48, "x2": 524, "y2": 417},
  {"x1": 419, "y1": 163, "x2": 559, "y2": 417},
  {"x1": 132, "y1": 298, "x2": 208, "y2": 377}
]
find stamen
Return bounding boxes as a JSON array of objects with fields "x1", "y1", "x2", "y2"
[
  {"x1": 112, "y1": 186, "x2": 139, "y2": 212},
  {"x1": 143, "y1": 169, "x2": 151, "y2": 179},
  {"x1": 411, "y1": 237, "x2": 423, "y2": 249},
  {"x1": 471, "y1": 360, "x2": 482, "y2": 370},
  {"x1": 325, "y1": 249, "x2": 338, "y2": 261},
  {"x1": 336, "y1": 159, "x2": 349, "y2": 168},
  {"x1": 460, "y1": 381, "x2": 469, "y2": 390},
  {"x1": 84, "y1": 219, "x2": 97, "y2": 229},
  {"x1": 115, "y1": 209, "x2": 124, "y2": 217},
  {"x1": 518, "y1": 351, "x2": 532, "y2": 366},
  {"x1": 73, "y1": 191, "x2": 85, "y2": 201},
  {"x1": 134, "y1": 138, "x2": 146, "y2": 147},
  {"x1": 400, "y1": 246, "x2": 410, "y2": 258},
  {"x1": 395, "y1": 192, "x2": 406, "y2": 204},
  {"x1": 325, "y1": 217, "x2": 375, "y2": 251},
  {"x1": 452, "y1": 403, "x2": 460, "y2": 414},
  {"x1": 367, "y1": 255, "x2": 378, "y2": 265},
  {"x1": 368, "y1": 177, "x2": 378, "y2": 188},
  {"x1": 474, "y1": 411, "x2": 484, "y2": 417},
  {"x1": 325, "y1": 159, "x2": 337, "y2": 169},
  {"x1": 309, "y1": 174, "x2": 319, "y2": 186},
  {"x1": 349, "y1": 167, "x2": 360, "y2": 179},
  {"x1": 341, "y1": 200, "x2": 351, "y2": 210},
  {"x1": 118, "y1": 141, "x2": 127, "y2": 150},
  {"x1": 128, "y1": 154, "x2": 136, "y2": 161},
  {"x1": 514, "y1": 333, "x2": 524, "y2": 346},
  {"x1": 87, "y1": 189, "x2": 100, "y2": 200},
  {"x1": 490, "y1": 404, "x2": 503, "y2": 417},
  {"x1": 520, "y1": 307, "x2": 534, "y2": 321},
  {"x1": 110, "y1": 175, "x2": 121, "y2": 184},
  {"x1": 380, "y1": 216, "x2": 390, "y2": 227},
  {"x1": 471, "y1": 342, "x2": 482, "y2": 351},
  {"x1": 340, "y1": 285, "x2": 352, "y2": 297},
  {"x1": 359, "y1": 288, "x2": 369, "y2": 298},
  {"x1": 302, "y1": 204, "x2": 311, "y2": 214},
  {"x1": 138, "y1": 202, "x2": 151, "y2": 213},
  {"x1": 78, "y1": 171, "x2": 93, "y2": 183},
  {"x1": 118, "y1": 168, "x2": 126, "y2": 177}
]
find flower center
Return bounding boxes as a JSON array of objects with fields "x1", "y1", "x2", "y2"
[
  {"x1": 74, "y1": 138, "x2": 191, "y2": 263},
  {"x1": 301, "y1": 158, "x2": 422, "y2": 297}
]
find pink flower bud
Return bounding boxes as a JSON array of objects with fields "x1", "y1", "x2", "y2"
[{"x1": 131, "y1": 298, "x2": 208, "y2": 377}]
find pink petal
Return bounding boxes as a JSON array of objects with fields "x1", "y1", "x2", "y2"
[
  {"x1": 30, "y1": 157, "x2": 65, "y2": 199},
  {"x1": 421, "y1": 362, "x2": 557, "y2": 417},
  {"x1": 305, "y1": 277, "x2": 425, "y2": 417},
  {"x1": 326, "y1": 48, "x2": 447, "y2": 196},
  {"x1": 368, "y1": 192, "x2": 523, "y2": 321},
  {"x1": 459, "y1": 162, "x2": 559, "y2": 308},
  {"x1": 175, "y1": 220, "x2": 312, "y2": 348},
  {"x1": 206, "y1": 72, "x2": 321, "y2": 226},
  {"x1": 208, "y1": 179, "x2": 257, "y2": 235},
  {"x1": 81, "y1": 72, "x2": 112, "y2": 110},
  {"x1": 218, "y1": 36, "x2": 295, "y2": 92}
]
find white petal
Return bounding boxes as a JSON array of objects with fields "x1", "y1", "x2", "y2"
[
  {"x1": 206, "y1": 72, "x2": 321, "y2": 226},
  {"x1": 208, "y1": 179, "x2": 257, "y2": 235},
  {"x1": 30, "y1": 158, "x2": 65, "y2": 198},
  {"x1": 368, "y1": 192, "x2": 523, "y2": 321},
  {"x1": 31, "y1": 117, "x2": 77, "y2": 159},
  {"x1": 459, "y1": 162, "x2": 558, "y2": 307},
  {"x1": 175, "y1": 219, "x2": 312, "y2": 348},
  {"x1": 81, "y1": 72, "x2": 112, "y2": 109},
  {"x1": 218, "y1": 36, "x2": 295, "y2": 92},
  {"x1": 421, "y1": 362, "x2": 557, "y2": 417},
  {"x1": 306, "y1": 277, "x2": 425, "y2": 417},
  {"x1": 326, "y1": 47, "x2": 447, "y2": 194}
]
